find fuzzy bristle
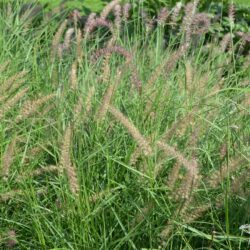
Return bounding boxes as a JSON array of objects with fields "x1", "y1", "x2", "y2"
[
  {"x1": 76, "y1": 29, "x2": 83, "y2": 62},
  {"x1": 207, "y1": 158, "x2": 245, "y2": 188},
  {"x1": 157, "y1": 7, "x2": 169, "y2": 26},
  {"x1": 170, "y1": 2, "x2": 182, "y2": 27},
  {"x1": 123, "y1": 3, "x2": 131, "y2": 22},
  {"x1": 109, "y1": 105, "x2": 153, "y2": 156},
  {"x1": 100, "y1": 0, "x2": 121, "y2": 19},
  {"x1": 70, "y1": 61, "x2": 78, "y2": 90},
  {"x1": 67, "y1": 163, "x2": 79, "y2": 195},
  {"x1": 157, "y1": 140, "x2": 198, "y2": 176},
  {"x1": 0, "y1": 70, "x2": 28, "y2": 95},
  {"x1": 0, "y1": 87, "x2": 29, "y2": 119},
  {"x1": 96, "y1": 82, "x2": 117, "y2": 122},
  {"x1": 60, "y1": 124, "x2": 79, "y2": 195},
  {"x1": 16, "y1": 93, "x2": 56, "y2": 122},
  {"x1": 51, "y1": 19, "x2": 68, "y2": 60},
  {"x1": 0, "y1": 60, "x2": 10, "y2": 74},
  {"x1": 1, "y1": 137, "x2": 17, "y2": 180},
  {"x1": 185, "y1": 60, "x2": 193, "y2": 91}
]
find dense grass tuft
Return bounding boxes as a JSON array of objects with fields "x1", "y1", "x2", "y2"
[{"x1": 0, "y1": 1, "x2": 249, "y2": 249}]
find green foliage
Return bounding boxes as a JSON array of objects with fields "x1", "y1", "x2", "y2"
[
  {"x1": 35, "y1": 0, "x2": 106, "y2": 14},
  {"x1": 0, "y1": 1, "x2": 249, "y2": 249}
]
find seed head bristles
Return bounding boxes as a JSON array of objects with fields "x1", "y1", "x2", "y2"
[
  {"x1": 84, "y1": 13, "x2": 97, "y2": 34},
  {"x1": 75, "y1": 87, "x2": 95, "y2": 124},
  {"x1": 114, "y1": 4, "x2": 122, "y2": 35},
  {"x1": 0, "y1": 70, "x2": 28, "y2": 94},
  {"x1": 0, "y1": 95, "x2": 6, "y2": 103},
  {"x1": 177, "y1": 170, "x2": 198, "y2": 200},
  {"x1": 157, "y1": 7, "x2": 169, "y2": 26},
  {"x1": 165, "y1": 162, "x2": 181, "y2": 189},
  {"x1": 159, "y1": 223, "x2": 173, "y2": 239},
  {"x1": 16, "y1": 165, "x2": 58, "y2": 183},
  {"x1": 60, "y1": 124, "x2": 79, "y2": 195},
  {"x1": 100, "y1": 0, "x2": 121, "y2": 19},
  {"x1": 73, "y1": 95, "x2": 84, "y2": 124},
  {"x1": 144, "y1": 91, "x2": 157, "y2": 117},
  {"x1": 109, "y1": 105, "x2": 153, "y2": 156},
  {"x1": 160, "y1": 196, "x2": 199, "y2": 241},
  {"x1": 184, "y1": 203, "x2": 211, "y2": 224},
  {"x1": 51, "y1": 19, "x2": 68, "y2": 60},
  {"x1": 220, "y1": 33, "x2": 232, "y2": 52},
  {"x1": 161, "y1": 168, "x2": 248, "y2": 241},
  {"x1": 157, "y1": 140, "x2": 199, "y2": 188},
  {"x1": 219, "y1": 143, "x2": 227, "y2": 160},
  {"x1": 63, "y1": 27, "x2": 75, "y2": 50},
  {"x1": 185, "y1": 60, "x2": 193, "y2": 92},
  {"x1": 141, "y1": 10, "x2": 154, "y2": 34},
  {"x1": 0, "y1": 189, "x2": 22, "y2": 202},
  {"x1": 165, "y1": 47, "x2": 187, "y2": 76},
  {"x1": 23, "y1": 146, "x2": 44, "y2": 164},
  {"x1": 89, "y1": 188, "x2": 120, "y2": 203},
  {"x1": 96, "y1": 71, "x2": 121, "y2": 122},
  {"x1": 131, "y1": 67, "x2": 142, "y2": 94},
  {"x1": 228, "y1": 3, "x2": 235, "y2": 25},
  {"x1": 55, "y1": 44, "x2": 64, "y2": 60},
  {"x1": 8, "y1": 78, "x2": 26, "y2": 94},
  {"x1": 170, "y1": 2, "x2": 182, "y2": 27},
  {"x1": 67, "y1": 163, "x2": 79, "y2": 195},
  {"x1": 89, "y1": 189, "x2": 108, "y2": 203},
  {"x1": 97, "y1": 83, "x2": 117, "y2": 121},
  {"x1": 93, "y1": 46, "x2": 141, "y2": 92},
  {"x1": 16, "y1": 93, "x2": 56, "y2": 123},
  {"x1": 92, "y1": 46, "x2": 132, "y2": 62},
  {"x1": 123, "y1": 3, "x2": 131, "y2": 22},
  {"x1": 1, "y1": 136, "x2": 17, "y2": 180},
  {"x1": 207, "y1": 158, "x2": 245, "y2": 189},
  {"x1": 100, "y1": 38, "x2": 115, "y2": 85},
  {"x1": 0, "y1": 87, "x2": 29, "y2": 119},
  {"x1": 160, "y1": 196, "x2": 218, "y2": 240},
  {"x1": 187, "y1": 126, "x2": 199, "y2": 158},
  {"x1": 130, "y1": 146, "x2": 142, "y2": 166},
  {"x1": 192, "y1": 13, "x2": 211, "y2": 35},
  {"x1": 236, "y1": 31, "x2": 250, "y2": 43},
  {"x1": 238, "y1": 39, "x2": 246, "y2": 55},
  {"x1": 40, "y1": 103, "x2": 54, "y2": 117},
  {"x1": 181, "y1": 1, "x2": 199, "y2": 47},
  {"x1": 242, "y1": 93, "x2": 250, "y2": 107},
  {"x1": 145, "y1": 58, "x2": 168, "y2": 90},
  {"x1": 231, "y1": 169, "x2": 250, "y2": 195},
  {"x1": 134, "y1": 202, "x2": 154, "y2": 224},
  {"x1": 85, "y1": 86, "x2": 95, "y2": 116},
  {"x1": 101, "y1": 53, "x2": 112, "y2": 84},
  {"x1": 6, "y1": 230, "x2": 18, "y2": 249},
  {"x1": 76, "y1": 29, "x2": 83, "y2": 62},
  {"x1": 182, "y1": 172, "x2": 248, "y2": 224},
  {"x1": 0, "y1": 188, "x2": 47, "y2": 202},
  {"x1": 195, "y1": 72, "x2": 209, "y2": 96},
  {"x1": 70, "y1": 9, "x2": 81, "y2": 29},
  {"x1": 60, "y1": 125, "x2": 71, "y2": 174},
  {"x1": 70, "y1": 61, "x2": 78, "y2": 90},
  {"x1": 161, "y1": 109, "x2": 197, "y2": 141},
  {"x1": 0, "y1": 60, "x2": 10, "y2": 74},
  {"x1": 152, "y1": 156, "x2": 171, "y2": 178},
  {"x1": 85, "y1": 17, "x2": 112, "y2": 36},
  {"x1": 57, "y1": 28, "x2": 75, "y2": 59}
]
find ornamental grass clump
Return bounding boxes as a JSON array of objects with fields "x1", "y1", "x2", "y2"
[{"x1": 0, "y1": 1, "x2": 249, "y2": 249}]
